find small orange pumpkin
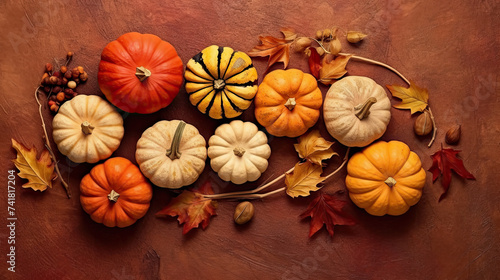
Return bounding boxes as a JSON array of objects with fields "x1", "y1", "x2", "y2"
[
  {"x1": 80, "y1": 157, "x2": 153, "y2": 227},
  {"x1": 346, "y1": 141, "x2": 426, "y2": 216},
  {"x1": 254, "y1": 69, "x2": 323, "y2": 137}
]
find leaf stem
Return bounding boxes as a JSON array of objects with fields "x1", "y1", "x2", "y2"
[
  {"x1": 35, "y1": 87, "x2": 71, "y2": 198},
  {"x1": 204, "y1": 148, "x2": 350, "y2": 201},
  {"x1": 309, "y1": 37, "x2": 331, "y2": 54},
  {"x1": 339, "y1": 53, "x2": 410, "y2": 85},
  {"x1": 324, "y1": 147, "x2": 350, "y2": 181},
  {"x1": 426, "y1": 107, "x2": 437, "y2": 147},
  {"x1": 203, "y1": 167, "x2": 294, "y2": 199}
]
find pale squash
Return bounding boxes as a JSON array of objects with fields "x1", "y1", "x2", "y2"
[
  {"x1": 52, "y1": 95, "x2": 124, "y2": 163},
  {"x1": 323, "y1": 76, "x2": 391, "y2": 147},
  {"x1": 135, "y1": 120, "x2": 207, "y2": 189},
  {"x1": 208, "y1": 120, "x2": 271, "y2": 184}
]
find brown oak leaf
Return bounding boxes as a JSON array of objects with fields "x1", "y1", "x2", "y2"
[
  {"x1": 294, "y1": 130, "x2": 337, "y2": 165},
  {"x1": 285, "y1": 161, "x2": 324, "y2": 198},
  {"x1": 11, "y1": 138, "x2": 55, "y2": 191},
  {"x1": 156, "y1": 181, "x2": 217, "y2": 234},
  {"x1": 248, "y1": 28, "x2": 296, "y2": 70},
  {"x1": 429, "y1": 145, "x2": 475, "y2": 201},
  {"x1": 300, "y1": 191, "x2": 356, "y2": 238},
  {"x1": 318, "y1": 54, "x2": 352, "y2": 85},
  {"x1": 387, "y1": 82, "x2": 429, "y2": 114}
]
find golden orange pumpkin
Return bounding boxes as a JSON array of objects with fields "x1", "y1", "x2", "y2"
[
  {"x1": 254, "y1": 69, "x2": 322, "y2": 137},
  {"x1": 345, "y1": 141, "x2": 426, "y2": 216}
]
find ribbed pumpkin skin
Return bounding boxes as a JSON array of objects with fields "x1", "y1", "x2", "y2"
[
  {"x1": 208, "y1": 120, "x2": 271, "y2": 184},
  {"x1": 98, "y1": 32, "x2": 184, "y2": 114},
  {"x1": 323, "y1": 76, "x2": 391, "y2": 147},
  {"x1": 184, "y1": 45, "x2": 258, "y2": 119},
  {"x1": 52, "y1": 95, "x2": 124, "y2": 164},
  {"x1": 80, "y1": 157, "x2": 153, "y2": 228},
  {"x1": 135, "y1": 120, "x2": 207, "y2": 189},
  {"x1": 254, "y1": 69, "x2": 322, "y2": 137},
  {"x1": 345, "y1": 141, "x2": 426, "y2": 216}
]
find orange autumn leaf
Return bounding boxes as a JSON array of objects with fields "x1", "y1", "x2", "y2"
[
  {"x1": 294, "y1": 130, "x2": 337, "y2": 165},
  {"x1": 248, "y1": 28, "x2": 296, "y2": 70},
  {"x1": 285, "y1": 161, "x2": 325, "y2": 198},
  {"x1": 11, "y1": 138, "x2": 55, "y2": 192},
  {"x1": 280, "y1": 27, "x2": 297, "y2": 41},
  {"x1": 318, "y1": 54, "x2": 352, "y2": 85},
  {"x1": 156, "y1": 181, "x2": 217, "y2": 234},
  {"x1": 387, "y1": 82, "x2": 429, "y2": 114}
]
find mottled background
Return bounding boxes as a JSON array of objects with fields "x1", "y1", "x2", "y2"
[{"x1": 0, "y1": 0, "x2": 499, "y2": 279}]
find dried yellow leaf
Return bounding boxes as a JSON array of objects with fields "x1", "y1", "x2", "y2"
[{"x1": 11, "y1": 138, "x2": 55, "y2": 192}]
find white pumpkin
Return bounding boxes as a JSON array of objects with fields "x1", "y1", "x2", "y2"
[
  {"x1": 323, "y1": 76, "x2": 391, "y2": 147},
  {"x1": 52, "y1": 95, "x2": 124, "y2": 163},
  {"x1": 135, "y1": 120, "x2": 207, "y2": 189},
  {"x1": 208, "y1": 120, "x2": 271, "y2": 184}
]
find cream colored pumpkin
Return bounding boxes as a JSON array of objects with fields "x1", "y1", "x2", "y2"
[
  {"x1": 135, "y1": 120, "x2": 207, "y2": 189},
  {"x1": 208, "y1": 120, "x2": 271, "y2": 184},
  {"x1": 52, "y1": 95, "x2": 124, "y2": 163},
  {"x1": 323, "y1": 76, "x2": 391, "y2": 147}
]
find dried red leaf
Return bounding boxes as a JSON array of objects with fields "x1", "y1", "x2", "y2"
[
  {"x1": 300, "y1": 191, "x2": 355, "y2": 238},
  {"x1": 308, "y1": 47, "x2": 322, "y2": 79},
  {"x1": 248, "y1": 29, "x2": 295, "y2": 70},
  {"x1": 156, "y1": 181, "x2": 217, "y2": 234},
  {"x1": 429, "y1": 145, "x2": 475, "y2": 201}
]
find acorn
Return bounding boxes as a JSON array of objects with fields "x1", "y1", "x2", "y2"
[
  {"x1": 414, "y1": 111, "x2": 433, "y2": 136},
  {"x1": 234, "y1": 201, "x2": 255, "y2": 225},
  {"x1": 445, "y1": 125, "x2": 461, "y2": 145}
]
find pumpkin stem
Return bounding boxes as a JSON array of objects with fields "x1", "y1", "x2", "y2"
[
  {"x1": 354, "y1": 97, "x2": 377, "y2": 120},
  {"x1": 284, "y1": 98, "x2": 296, "y2": 111},
  {"x1": 81, "y1": 121, "x2": 95, "y2": 135},
  {"x1": 135, "y1": 66, "x2": 151, "y2": 82},
  {"x1": 385, "y1": 177, "x2": 397, "y2": 187},
  {"x1": 166, "y1": 121, "x2": 186, "y2": 160},
  {"x1": 213, "y1": 79, "x2": 226, "y2": 90},
  {"x1": 233, "y1": 147, "x2": 246, "y2": 157},
  {"x1": 108, "y1": 189, "x2": 120, "y2": 202}
]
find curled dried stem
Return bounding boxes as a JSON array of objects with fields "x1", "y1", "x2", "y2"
[
  {"x1": 203, "y1": 148, "x2": 350, "y2": 200},
  {"x1": 339, "y1": 53, "x2": 410, "y2": 85},
  {"x1": 426, "y1": 107, "x2": 437, "y2": 147},
  {"x1": 35, "y1": 87, "x2": 71, "y2": 198}
]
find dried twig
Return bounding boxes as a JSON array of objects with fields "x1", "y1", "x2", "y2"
[{"x1": 35, "y1": 86, "x2": 71, "y2": 198}]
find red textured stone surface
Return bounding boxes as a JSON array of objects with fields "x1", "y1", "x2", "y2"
[{"x1": 1, "y1": 0, "x2": 499, "y2": 279}]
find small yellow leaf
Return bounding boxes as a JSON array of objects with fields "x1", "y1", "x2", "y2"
[
  {"x1": 285, "y1": 161, "x2": 324, "y2": 198},
  {"x1": 11, "y1": 139, "x2": 55, "y2": 192},
  {"x1": 318, "y1": 54, "x2": 352, "y2": 85},
  {"x1": 387, "y1": 82, "x2": 429, "y2": 114},
  {"x1": 294, "y1": 130, "x2": 338, "y2": 165}
]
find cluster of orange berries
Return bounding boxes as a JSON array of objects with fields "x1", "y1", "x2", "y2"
[{"x1": 40, "y1": 52, "x2": 88, "y2": 112}]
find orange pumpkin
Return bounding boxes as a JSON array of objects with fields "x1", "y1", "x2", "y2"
[
  {"x1": 345, "y1": 141, "x2": 426, "y2": 216},
  {"x1": 98, "y1": 32, "x2": 184, "y2": 114},
  {"x1": 80, "y1": 157, "x2": 153, "y2": 228},
  {"x1": 254, "y1": 69, "x2": 322, "y2": 137}
]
